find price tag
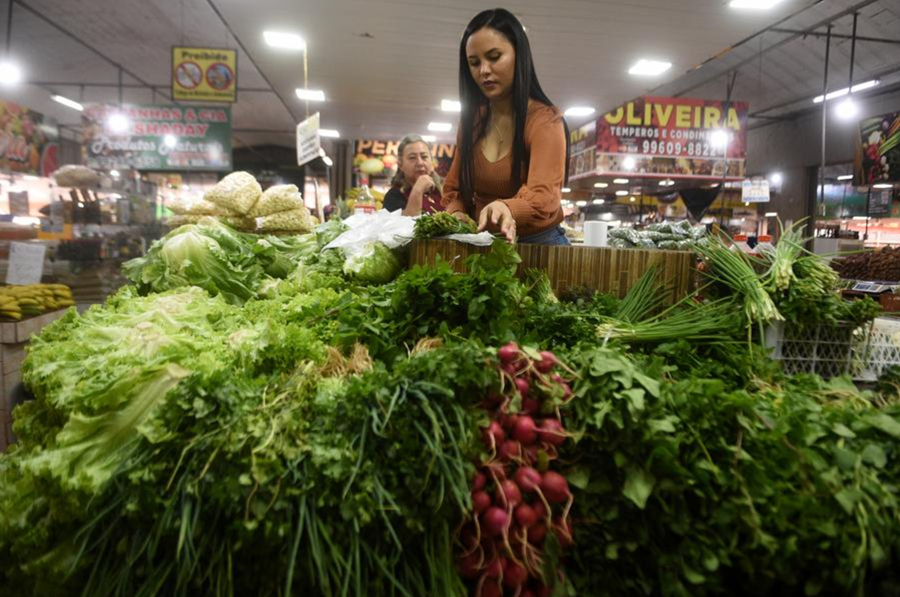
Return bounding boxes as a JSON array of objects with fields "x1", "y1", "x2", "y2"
[{"x1": 6, "y1": 242, "x2": 47, "y2": 286}]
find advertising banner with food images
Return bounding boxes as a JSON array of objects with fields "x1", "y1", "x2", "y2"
[
  {"x1": 569, "y1": 120, "x2": 597, "y2": 180},
  {"x1": 353, "y1": 139, "x2": 456, "y2": 179},
  {"x1": 595, "y1": 96, "x2": 749, "y2": 180},
  {"x1": 172, "y1": 47, "x2": 237, "y2": 103},
  {"x1": 82, "y1": 104, "x2": 232, "y2": 171},
  {"x1": 858, "y1": 110, "x2": 900, "y2": 184},
  {"x1": 0, "y1": 98, "x2": 59, "y2": 176}
]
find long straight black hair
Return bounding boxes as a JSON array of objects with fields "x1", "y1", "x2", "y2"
[{"x1": 458, "y1": 8, "x2": 570, "y2": 207}]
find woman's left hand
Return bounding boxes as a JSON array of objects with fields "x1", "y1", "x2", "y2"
[{"x1": 478, "y1": 200, "x2": 516, "y2": 242}]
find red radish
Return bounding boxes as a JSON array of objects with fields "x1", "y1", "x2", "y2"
[
  {"x1": 472, "y1": 490, "x2": 492, "y2": 514},
  {"x1": 483, "y1": 507, "x2": 509, "y2": 537},
  {"x1": 553, "y1": 517, "x2": 574, "y2": 547},
  {"x1": 483, "y1": 421, "x2": 505, "y2": 450},
  {"x1": 536, "y1": 350, "x2": 558, "y2": 373},
  {"x1": 559, "y1": 381, "x2": 572, "y2": 400},
  {"x1": 515, "y1": 377, "x2": 530, "y2": 397},
  {"x1": 498, "y1": 479, "x2": 523, "y2": 508},
  {"x1": 541, "y1": 471, "x2": 570, "y2": 504},
  {"x1": 513, "y1": 416, "x2": 539, "y2": 445},
  {"x1": 501, "y1": 413, "x2": 519, "y2": 432},
  {"x1": 532, "y1": 500, "x2": 548, "y2": 520},
  {"x1": 498, "y1": 440, "x2": 523, "y2": 462},
  {"x1": 521, "y1": 590, "x2": 537, "y2": 597},
  {"x1": 479, "y1": 580, "x2": 503, "y2": 597},
  {"x1": 514, "y1": 467, "x2": 543, "y2": 494},
  {"x1": 483, "y1": 557, "x2": 504, "y2": 578},
  {"x1": 458, "y1": 551, "x2": 482, "y2": 579},
  {"x1": 498, "y1": 342, "x2": 520, "y2": 364},
  {"x1": 503, "y1": 560, "x2": 529, "y2": 588},
  {"x1": 522, "y1": 396, "x2": 541, "y2": 416},
  {"x1": 514, "y1": 503, "x2": 539, "y2": 528},
  {"x1": 536, "y1": 585, "x2": 554, "y2": 597},
  {"x1": 528, "y1": 521, "x2": 548, "y2": 544},
  {"x1": 502, "y1": 362, "x2": 520, "y2": 377},
  {"x1": 538, "y1": 418, "x2": 567, "y2": 447},
  {"x1": 524, "y1": 444, "x2": 539, "y2": 464},
  {"x1": 473, "y1": 471, "x2": 487, "y2": 491}
]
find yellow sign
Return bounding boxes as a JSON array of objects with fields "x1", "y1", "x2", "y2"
[{"x1": 172, "y1": 46, "x2": 237, "y2": 103}]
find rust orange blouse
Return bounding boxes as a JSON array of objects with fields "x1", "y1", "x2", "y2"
[{"x1": 442, "y1": 101, "x2": 566, "y2": 238}]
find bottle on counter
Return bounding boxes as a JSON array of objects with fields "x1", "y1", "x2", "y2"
[
  {"x1": 754, "y1": 235, "x2": 775, "y2": 257},
  {"x1": 355, "y1": 186, "x2": 377, "y2": 216},
  {"x1": 731, "y1": 234, "x2": 752, "y2": 254}
]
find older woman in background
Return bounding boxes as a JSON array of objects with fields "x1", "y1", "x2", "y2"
[{"x1": 383, "y1": 134, "x2": 444, "y2": 216}]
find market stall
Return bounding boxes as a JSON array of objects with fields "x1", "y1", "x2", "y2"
[{"x1": 2, "y1": 170, "x2": 900, "y2": 596}]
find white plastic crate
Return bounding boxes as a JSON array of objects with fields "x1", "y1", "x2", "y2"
[
  {"x1": 859, "y1": 317, "x2": 900, "y2": 381},
  {"x1": 764, "y1": 321, "x2": 872, "y2": 380}
]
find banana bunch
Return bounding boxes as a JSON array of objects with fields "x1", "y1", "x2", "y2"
[{"x1": 0, "y1": 284, "x2": 75, "y2": 321}]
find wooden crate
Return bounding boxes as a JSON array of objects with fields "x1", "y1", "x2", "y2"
[{"x1": 409, "y1": 240, "x2": 695, "y2": 304}]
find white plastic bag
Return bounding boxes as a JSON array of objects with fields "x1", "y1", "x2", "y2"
[{"x1": 324, "y1": 210, "x2": 415, "y2": 255}]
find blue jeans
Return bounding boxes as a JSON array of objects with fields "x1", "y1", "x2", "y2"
[{"x1": 519, "y1": 226, "x2": 570, "y2": 246}]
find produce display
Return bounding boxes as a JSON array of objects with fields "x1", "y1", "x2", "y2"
[
  {"x1": 414, "y1": 212, "x2": 478, "y2": 239},
  {"x1": 0, "y1": 283, "x2": 75, "y2": 320},
  {"x1": 2, "y1": 218, "x2": 900, "y2": 597},
  {"x1": 833, "y1": 246, "x2": 900, "y2": 282},
  {"x1": 169, "y1": 173, "x2": 313, "y2": 234},
  {"x1": 608, "y1": 221, "x2": 706, "y2": 250},
  {"x1": 342, "y1": 186, "x2": 385, "y2": 214}
]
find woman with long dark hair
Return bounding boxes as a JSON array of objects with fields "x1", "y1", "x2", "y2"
[{"x1": 442, "y1": 8, "x2": 570, "y2": 245}]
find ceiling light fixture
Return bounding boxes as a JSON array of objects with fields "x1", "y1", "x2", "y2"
[
  {"x1": 295, "y1": 88, "x2": 325, "y2": 101},
  {"x1": 813, "y1": 79, "x2": 880, "y2": 103},
  {"x1": 836, "y1": 98, "x2": 858, "y2": 119},
  {"x1": 323, "y1": 156, "x2": 333, "y2": 167},
  {"x1": 110, "y1": 169, "x2": 121, "y2": 178},
  {"x1": 576, "y1": 200, "x2": 587, "y2": 207},
  {"x1": 51, "y1": 94, "x2": 83, "y2": 111},
  {"x1": 421, "y1": 135, "x2": 436, "y2": 142},
  {"x1": 659, "y1": 180, "x2": 675, "y2": 187},
  {"x1": 428, "y1": 122, "x2": 453, "y2": 132},
  {"x1": 592, "y1": 198, "x2": 605, "y2": 205},
  {"x1": 629, "y1": 196, "x2": 637, "y2": 202},
  {"x1": 319, "y1": 129, "x2": 340, "y2": 138},
  {"x1": 710, "y1": 129, "x2": 730, "y2": 148},
  {"x1": 770, "y1": 172, "x2": 783, "y2": 185},
  {"x1": 164, "y1": 135, "x2": 177, "y2": 148},
  {"x1": 107, "y1": 113, "x2": 130, "y2": 133},
  {"x1": 564, "y1": 106, "x2": 596, "y2": 117},
  {"x1": 765, "y1": 212, "x2": 778, "y2": 217},
  {"x1": 628, "y1": 59, "x2": 672, "y2": 76},
  {"x1": 264, "y1": 31, "x2": 306, "y2": 51},
  {"x1": 613, "y1": 178, "x2": 629, "y2": 185},
  {"x1": 622, "y1": 157, "x2": 637, "y2": 170},
  {"x1": 873, "y1": 183, "x2": 894, "y2": 189},
  {"x1": 729, "y1": 0, "x2": 784, "y2": 9},
  {"x1": 594, "y1": 182, "x2": 609, "y2": 188},
  {"x1": 616, "y1": 190, "x2": 628, "y2": 196},
  {"x1": 0, "y1": 61, "x2": 21, "y2": 86},
  {"x1": 562, "y1": 187, "x2": 571, "y2": 193},
  {"x1": 837, "y1": 174, "x2": 853, "y2": 181},
  {"x1": 852, "y1": 216, "x2": 869, "y2": 221},
  {"x1": 441, "y1": 99, "x2": 461, "y2": 112}
]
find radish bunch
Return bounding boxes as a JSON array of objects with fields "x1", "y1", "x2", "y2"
[{"x1": 458, "y1": 343, "x2": 574, "y2": 597}]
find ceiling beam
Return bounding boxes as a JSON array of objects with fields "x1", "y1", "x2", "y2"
[
  {"x1": 768, "y1": 28, "x2": 900, "y2": 45},
  {"x1": 203, "y1": 0, "x2": 299, "y2": 123},
  {"x1": 12, "y1": 0, "x2": 177, "y2": 102},
  {"x1": 656, "y1": 0, "x2": 881, "y2": 99}
]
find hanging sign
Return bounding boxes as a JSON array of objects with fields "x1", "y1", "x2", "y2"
[
  {"x1": 595, "y1": 96, "x2": 749, "y2": 180},
  {"x1": 172, "y1": 47, "x2": 237, "y2": 103},
  {"x1": 296, "y1": 113, "x2": 321, "y2": 167},
  {"x1": 858, "y1": 110, "x2": 900, "y2": 184},
  {"x1": 569, "y1": 120, "x2": 597, "y2": 180},
  {"x1": 742, "y1": 178, "x2": 770, "y2": 203},
  {"x1": 868, "y1": 189, "x2": 893, "y2": 219},
  {"x1": 81, "y1": 104, "x2": 232, "y2": 171},
  {"x1": 0, "y1": 98, "x2": 59, "y2": 176},
  {"x1": 353, "y1": 139, "x2": 456, "y2": 178}
]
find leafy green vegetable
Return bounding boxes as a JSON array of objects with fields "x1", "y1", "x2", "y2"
[
  {"x1": 413, "y1": 212, "x2": 477, "y2": 239},
  {"x1": 343, "y1": 242, "x2": 403, "y2": 285}
]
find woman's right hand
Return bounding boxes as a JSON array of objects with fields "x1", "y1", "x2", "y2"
[{"x1": 414, "y1": 176, "x2": 436, "y2": 194}]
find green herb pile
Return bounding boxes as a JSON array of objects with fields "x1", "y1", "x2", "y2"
[
  {"x1": 414, "y1": 212, "x2": 478, "y2": 239},
  {"x1": 1, "y1": 219, "x2": 899, "y2": 597}
]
